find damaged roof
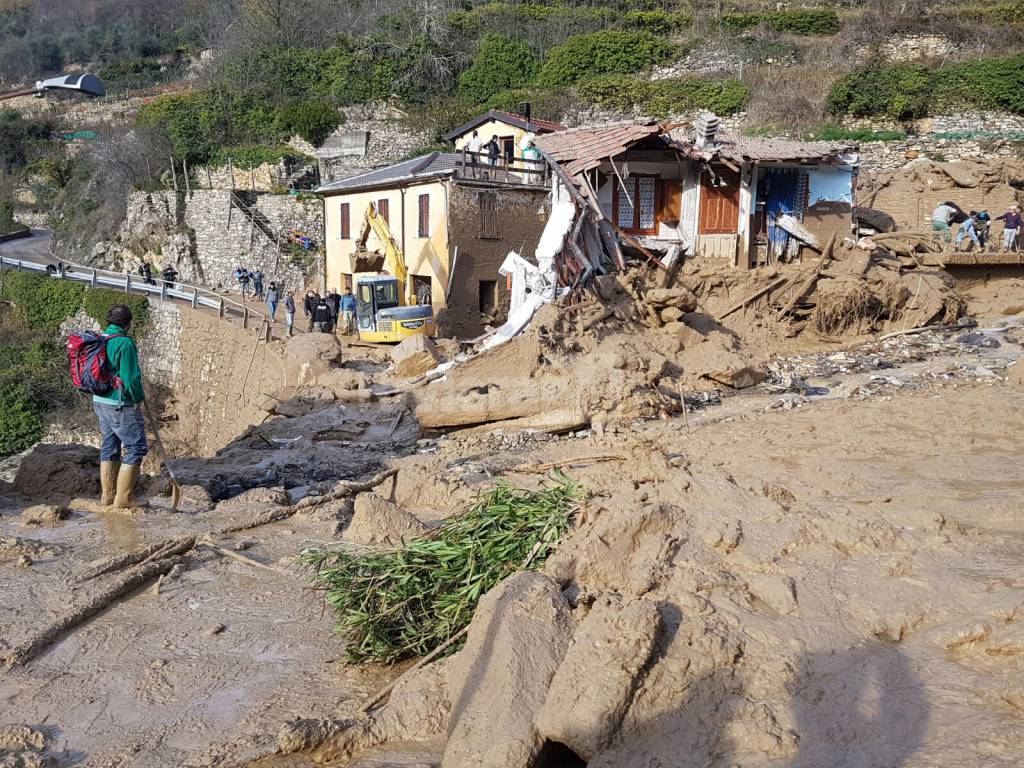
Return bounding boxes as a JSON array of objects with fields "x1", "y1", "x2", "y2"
[
  {"x1": 533, "y1": 121, "x2": 664, "y2": 177},
  {"x1": 316, "y1": 152, "x2": 461, "y2": 194},
  {"x1": 671, "y1": 129, "x2": 856, "y2": 164},
  {"x1": 443, "y1": 109, "x2": 567, "y2": 141}
]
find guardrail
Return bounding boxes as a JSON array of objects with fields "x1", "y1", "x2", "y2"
[{"x1": 0, "y1": 256, "x2": 275, "y2": 341}]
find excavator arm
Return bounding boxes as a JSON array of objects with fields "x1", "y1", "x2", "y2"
[{"x1": 357, "y1": 202, "x2": 413, "y2": 305}]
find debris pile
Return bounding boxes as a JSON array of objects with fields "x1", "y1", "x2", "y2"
[{"x1": 411, "y1": 268, "x2": 769, "y2": 434}]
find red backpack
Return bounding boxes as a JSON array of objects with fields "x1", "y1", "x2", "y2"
[{"x1": 67, "y1": 331, "x2": 124, "y2": 396}]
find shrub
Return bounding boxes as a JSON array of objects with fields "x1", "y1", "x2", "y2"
[
  {"x1": 137, "y1": 92, "x2": 220, "y2": 162},
  {"x1": 0, "y1": 271, "x2": 85, "y2": 334},
  {"x1": 536, "y1": 30, "x2": 677, "y2": 87},
  {"x1": 274, "y1": 99, "x2": 343, "y2": 146},
  {"x1": 645, "y1": 77, "x2": 749, "y2": 117},
  {"x1": 933, "y1": 55, "x2": 1024, "y2": 115},
  {"x1": 721, "y1": 9, "x2": 840, "y2": 35},
  {"x1": 828, "y1": 55, "x2": 1024, "y2": 119},
  {"x1": 484, "y1": 87, "x2": 574, "y2": 124},
  {"x1": 826, "y1": 64, "x2": 932, "y2": 120},
  {"x1": 0, "y1": 378, "x2": 46, "y2": 457},
  {"x1": 578, "y1": 73, "x2": 652, "y2": 111},
  {"x1": 458, "y1": 34, "x2": 540, "y2": 102},
  {"x1": 621, "y1": 10, "x2": 691, "y2": 34},
  {"x1": 810, "y1": 124, "x2": 908, "y2": 142},
  {"x1": 81, "y1": 289, "x2": 150, "y2": 337}
]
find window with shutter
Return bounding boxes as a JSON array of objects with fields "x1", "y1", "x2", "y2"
[
  {"x1": 377, "y1": 198, "x2": 389, "y2": 224},
  {"x1": 418, "y1": 194, "x2": 430, "y2": 237},
  {"x1": 339, "y1": 202, "x2": 350, "y2": 239}
]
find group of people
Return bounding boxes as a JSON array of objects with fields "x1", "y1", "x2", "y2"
[
  {"x1": 932, "y1": 202, "x2": 1022, "y2": 252},
  {"x1": 302, "y1": 288, "x2": 357, "y2": 334},
  {"x1": 233, "y1": 265, "x2": 266, "y2": 298},
  {"x1": 467, "y1": 130, "x2": 507, "y2": 167},
  {"x1": 137, "y1": 262, "x2": 179, "y2": 289}
]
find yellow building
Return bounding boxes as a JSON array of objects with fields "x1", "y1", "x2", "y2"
[
  {"x1": 444, "y1": 108, "x2": 565, "y2": 163},
  {"x1": 317, "y1": 151, "x2": 550, "y2": 338}
]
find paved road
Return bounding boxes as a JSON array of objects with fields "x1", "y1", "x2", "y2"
[{"x1": 0, "y1": 229, "x2": 54, "y2": 263}]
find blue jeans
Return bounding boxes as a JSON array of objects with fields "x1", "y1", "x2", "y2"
[
  {"x1": 94, "y1": 401, "x2": 148, "y2": 465},
  {"x1": 955, "y1": 221, "x2": 981, "y2": 249}
]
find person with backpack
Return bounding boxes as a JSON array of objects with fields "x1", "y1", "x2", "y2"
[
  {"x1": 266, "y1": 281, "x2": 280, "y2": 320},
  {"x1": 252, "y1": 269, "x2": 265, "y2": 300},
  {"x1": 237, "y1": 266, "x2": 251, "y2": 296},
  {"x1": 69, "y1": 304, "x2": 148, "y2": 511},
  {"x1": 162, "y1": 263, "x2": 178, "y2": 289}
]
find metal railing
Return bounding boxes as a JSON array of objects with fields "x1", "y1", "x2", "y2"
[{"x1": 0, "y1": 256, "x2": 275, "y2": 341}]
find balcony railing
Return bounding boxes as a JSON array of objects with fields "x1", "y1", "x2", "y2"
[{"x1": 450, "y1": 149, "x2": 550, "y2": 187}]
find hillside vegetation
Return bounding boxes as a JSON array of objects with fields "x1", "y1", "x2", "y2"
[{"x1": 2, "y1": 0, "x2": 1024, "y2": 258}]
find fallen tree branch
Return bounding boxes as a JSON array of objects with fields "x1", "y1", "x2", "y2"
[
  {"x1": 4, "y1": 555, "x2": 184, "y2": 669},
  {"x1": 199, "y1": 540, "x2": 292, "y2": 577},
  {"x1": 512, "y1": 454, "x2": 625, "y2": 474},
  {"x1": 72, "y1": 535, "x2": 194, "y2": 584},
  {"x1": 719, "y1": 277, "x2": 789, "y2": 319}
]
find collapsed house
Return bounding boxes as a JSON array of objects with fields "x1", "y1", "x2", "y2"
[
  {"x1": 532, "y1": 116, "x2": 859, "y2": 278},
  {"x1": 317, "y1": 112, "x2": 861, "y2": 340}
]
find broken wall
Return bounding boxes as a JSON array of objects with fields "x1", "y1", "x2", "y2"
[
  {"x1": 804, "y1": 167, "x2": 855, "y2": 246},
  {"x1": 441, "y1": 183, "x2": 548, "y2": 338}
]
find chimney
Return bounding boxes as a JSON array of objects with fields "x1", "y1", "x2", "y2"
[
  {"x1": 694, "y1": 112, "x2": 720, "y2": 149},
  {"x1": 518, "y1": 101, "x2": 532, "y2": 122}
]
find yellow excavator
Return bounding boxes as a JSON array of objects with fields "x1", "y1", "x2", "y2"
[{"x1": 352, "y1": 202, "x2": 436, "y2": 343}]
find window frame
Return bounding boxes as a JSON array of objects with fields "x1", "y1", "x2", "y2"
[
  {"x1": 611, "y1": 174, "x2": 660, "y2": 235},
  {"x1": 377, "y1": 198, "x2": 390, "y2": 224},
  {"x1": 417, "y1": 193, "x2": 430, "y2": 238},
  {"x1": 339, "y1": 202, "x2": 350, "y2": 240}
]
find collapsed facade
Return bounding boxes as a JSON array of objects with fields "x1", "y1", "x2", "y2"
[{"x1": 534, "y1": 118, "x2": 859, "y2": 274}]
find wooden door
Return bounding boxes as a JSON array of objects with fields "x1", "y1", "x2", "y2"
[{"x1": 699, "y1": 169, "x2": 740, "y2": 234}]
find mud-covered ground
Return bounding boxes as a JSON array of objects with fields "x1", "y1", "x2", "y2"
[{"x1": 2, "y1": 310, "x2": 1023, "y2": 766}]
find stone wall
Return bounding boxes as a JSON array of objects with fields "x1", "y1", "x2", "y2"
[
  {"x1": 190, "y1": 157, "x2": 317, "y2": 192},
  {"x1": 858, "y1": 136, "x2": 1023, "y2": 174},
  {"x1": 109, "y1": 189, "x2": 324, "y2": 295},
  {"x1": 140, "y1": 301, "x2": 182, "y2": 387},
  {"x1": 317, "y1": 103, "x2": 433, "y2": 184}
]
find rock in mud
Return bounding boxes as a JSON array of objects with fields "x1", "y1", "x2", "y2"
[
  {"x1": 13, "y1": 443, "x2": 99, "y2": 501},
  {"x1": 535, "y1": 595, "x2": 662, "y2": 760},
  {"x1": 705, "y1": 364, "x2": 766, "y2": 390},
  {"x1": 0, "y1": 724, "x2": 52, "y2": 767},
  {"x1": 392, "y1": 335, "x2": 441, "y2": 378},
  {"x1": 214, "y1": 486, "x2": 290, "y2": 510},
  {"x1": 284, "y1": 333, "x2": 343, "y2": 386},
  {"x1": 19, "y1": 504, "x2": 69, "y2": 526},
  {"x1": 443, "y1": 572, "x2": 574, "y2": 768},
  {"x1": 344, "y1": 492, "x2": 428, "y2": 546},
  {"x1": 644, "y1": 286, "x2": 698, "y2": 312}
]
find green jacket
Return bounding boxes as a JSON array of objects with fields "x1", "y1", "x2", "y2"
[{"x1": 92, "y1": 324, "x2": 145, "y2": 406}]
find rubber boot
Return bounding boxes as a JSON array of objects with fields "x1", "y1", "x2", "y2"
[
  {"x1": 113, "y1": 463, "x2": 147, "y2": 511},
  {"x1": 99, "y1": 460, "x2": 120, "y2": 506}
]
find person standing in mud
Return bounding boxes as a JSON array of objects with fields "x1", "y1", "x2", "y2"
[
  {"x1": 303, "y1": 289, "x2": 319, "y2": 332},
  {"x1": 284, "y1": 291, "x2": 296, "y2": 336},
  {"x1": 92, "y1": 305, "x2": 148, "y2": 511}
]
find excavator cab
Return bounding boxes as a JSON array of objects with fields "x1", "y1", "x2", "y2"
[
  {"x1": 351, "y1": 202, "x2": 437, "y2": 344},
  {"x1": 354, "y1": 274, "x2": 435, "y2": 343}
]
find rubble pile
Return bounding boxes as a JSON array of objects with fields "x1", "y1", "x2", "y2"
[{"x1": 410, "y1": 269, "x2": 770, "y2": 434}]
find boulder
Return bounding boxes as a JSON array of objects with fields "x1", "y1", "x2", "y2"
[
  {"x1": 215, "y1": 486, "x2": 290, "y2": 511},
  {"x1": 284, "y1": 334, "x2": 342, "y2": 386},
  {"x1": 392, "y1": 335, "x2": 441, "y2": 378},
  {"x1": 705, "y1": 364, "x2": 766, "y2": 390},
  {"x1": 644, "y1": 286, "x2": 698, "y2": 312},
  {"x1": 535, "y1": 596, "x2": 662, "y2": 760},
  {"x1": 344, "y1": 492, "x2": 429, "y2": 546},
  {"x1": 443, "y1": 572, "x2": 574, "y2": 768},
  {"x1": 13, "y1": 443, "x2": 99, "y2": 500},
  {"x1": 659, "y1": 306, "x2": 684, "y2": 324}
]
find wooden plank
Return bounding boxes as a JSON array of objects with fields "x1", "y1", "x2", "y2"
[
  {"x1": 719, "y1": 276, "x2": 789, "y2": 319},
  {"x1": 775, "y1": 231, "x2": 837, "y2": 321}
]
